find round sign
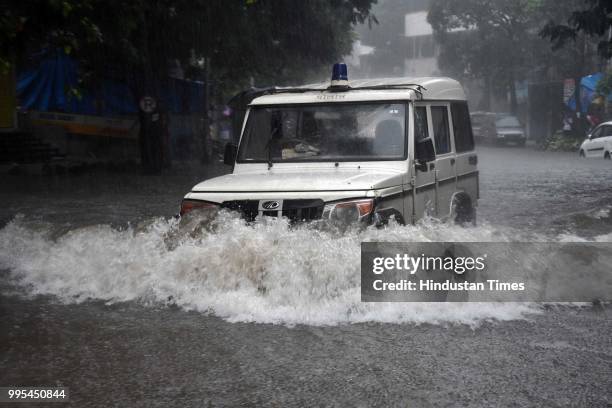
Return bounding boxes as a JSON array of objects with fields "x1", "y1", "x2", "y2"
[{"x1": 139, "y1": 96, "x2": 157, "y2": 113}]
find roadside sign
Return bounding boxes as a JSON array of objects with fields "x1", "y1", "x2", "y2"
[{"x1": 139, "y1": 96, "x2": 157, "y2": 113}]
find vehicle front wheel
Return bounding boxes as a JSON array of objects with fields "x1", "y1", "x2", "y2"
[
  {"x1": 605, "y1": 152, "x2": 611, "y2": 160},
  {"x1": 579, "y1": 150, "x2": 585, "y2": 158}
]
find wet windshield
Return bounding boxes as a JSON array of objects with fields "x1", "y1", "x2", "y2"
[
  {"x1": 237, "y1": 103, "x2": 406, "y2": 162},
  {"x1": 496, "y1": 116, "x2": 521, "y2": 127}
]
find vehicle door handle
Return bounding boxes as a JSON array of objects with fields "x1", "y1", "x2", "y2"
[
  {"x1": 450, "y1": 158, "x2": 455, "y2": 165},
  {"x1": 468, "y1": 155, "x2": 478, "y2": 165}
]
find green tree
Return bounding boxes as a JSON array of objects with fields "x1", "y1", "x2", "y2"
[
  {"x1": 540, "y1": 0, "x2": 612, "y2": 59},
  {"x1": 0, "y1": 1, "x2": 102, "y2": 72},
  {"x1": 0, "y1": 0, "x2": 376, "y2": 171},
  {"x1": 540, "y1": 0, "x2": 611, "y2": 116},
  {"x1": 428, "y1": 0, "x2": 603, "y2": 115},
  {"x1": 428, "y1": 0, "x2": 539, "y2": 113}
]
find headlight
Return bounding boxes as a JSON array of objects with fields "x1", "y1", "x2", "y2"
[
  {"x1": 322, "y1": 199, "x2": 374, "y2": 223},
  {"x1": 180, "y1": 199, "x2": 218, "y2": 216}
]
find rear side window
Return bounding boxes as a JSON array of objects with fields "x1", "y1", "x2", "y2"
[
  {"x1": 431, "y1": 106, "x2": 451, "y2": 154},
  {"x1": 451, "y1": 102, "x2": 475, "y2": 152},
  {"x1": 603, "y1": 126, "x2": 612, "y2": 137}
]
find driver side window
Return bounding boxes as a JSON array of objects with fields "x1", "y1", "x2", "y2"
[
  {"x1": 414, "y1": 105, "x2": 436, "y2": 163},
  {"x1": 414, "y1": 106, "x2": 429, "y2": 143}
]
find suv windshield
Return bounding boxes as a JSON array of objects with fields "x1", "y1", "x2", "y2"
[
  {"x1": 495, "y1": 116, "x2": 521, "y2": 127},
  {"x1": 237, "y1": 103, "x2": 406, "y2": 162}
]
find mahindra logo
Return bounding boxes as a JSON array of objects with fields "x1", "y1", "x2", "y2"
[{"x1": 262, "y1": 201, "x2": 280, "y2": 210}]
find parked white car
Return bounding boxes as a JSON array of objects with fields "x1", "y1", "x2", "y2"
[
  {"x1": 181, "y1": 64, "x2": 479, "y2": 226},
  {"x1": 579, "y1": 121, "x2": 612, "y2": 159}
]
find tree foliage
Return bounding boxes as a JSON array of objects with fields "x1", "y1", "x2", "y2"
[
  {"x1": 0, "y1": 0, "x2": 102, "y2": 71},
  {"x1": 428, "y1": 0, "x2": 603, "y2": 112},
  {"x1": 428, "y1": 0, "x2": 538, "y2": 111},
  {"x1": 540, "y1": 0, "x2": 612, "y2": 103},
  {"x1": 1, "y1": 0, "x2": 377, "y2": 171},
  {"x1": 540, "y1": 0, "x2": 612, "y2": 59},
  {"x1": 1, "y1": 0, "x2": 377, "y2": 94}
]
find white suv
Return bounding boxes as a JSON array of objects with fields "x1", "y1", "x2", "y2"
[
  {"x1": 580, "y1": 121, "x2": 612, "y2": 159},
  {"x1": 181, "y1": 65, "x2": 479, "y2": 226}
]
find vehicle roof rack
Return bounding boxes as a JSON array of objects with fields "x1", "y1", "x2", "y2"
[{"x1": 260, "y1": 84, "x2": 427, "y2": 99}]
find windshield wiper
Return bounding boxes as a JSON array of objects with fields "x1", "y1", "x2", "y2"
[{"x1": 265, "y1": 128, "x2": 280, "y2": 170}]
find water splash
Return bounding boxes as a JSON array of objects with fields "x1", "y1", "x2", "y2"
[{"x1": 3, "y1": 212, "x2": 596, "y2": 326}]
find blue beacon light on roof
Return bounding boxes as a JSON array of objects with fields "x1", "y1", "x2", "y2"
[{"x1": 331, "y1": 63, "x2": 349, "y2": 89}]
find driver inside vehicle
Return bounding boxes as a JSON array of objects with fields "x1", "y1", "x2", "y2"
[
  {"x1": 238, "y1": 103, "x2": 406, "y2": 163},
  {"x1": 373, "y1": 119, "x2": 403, "y2": 156}
]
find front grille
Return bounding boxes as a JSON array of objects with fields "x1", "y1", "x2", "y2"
[
  {"x1": 221, "y1": 200, "x2": 259, "y2": 222},
  {"x1": 221, "y1": 199, "x2": 324, "y2": 223}
]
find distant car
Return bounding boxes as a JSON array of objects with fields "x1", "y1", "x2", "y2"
[
  {"x1": 470, "y1": 112, "x2": 526, "y2": 146},
  {"x1": 470, "y1": 112, "x2": 496, "y2": 142},
  {"x1": 579, "y1": 121, "x2": 612, "y2": 159}
]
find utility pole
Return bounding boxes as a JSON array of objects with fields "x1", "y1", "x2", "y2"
[
  {"x1": 137, "y1": 4, "x2": 163, "y2": 174},
  {"x1": 202, "y1": 57, "x2": 211, "y2": 163}
]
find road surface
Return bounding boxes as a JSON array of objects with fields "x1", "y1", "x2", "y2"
[{"x1": 1, "y1": 147, "x2": 611, "y2": 407}]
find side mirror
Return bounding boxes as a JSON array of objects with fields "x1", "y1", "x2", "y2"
[
  {"x1": 587, "y1": 134, "x2": 592, "y2": 140},
  {"x1": 415, "y1": 138, "x2": 435, "y2": 171},
  {"x1": 223, "y1": 143, "x2": 238, "y2": 166},
  {"x1": 415, "y1": 160, "x2": 428, "y2": 172}
]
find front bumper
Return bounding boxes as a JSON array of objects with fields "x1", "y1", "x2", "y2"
[{"x1": 496, "y1": 133, "x2": 526, "y2": 143}]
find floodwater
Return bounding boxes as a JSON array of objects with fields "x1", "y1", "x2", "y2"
[{"x1": 1, "y1": 147, "x2": 611, "y2": 407}]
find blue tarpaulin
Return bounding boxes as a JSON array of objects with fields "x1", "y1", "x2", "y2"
[
  {"x1": 567, "y1": 72, "x2": 612, "y2": 113},
  {"x1": 17, "y1": 51, "x2": 204, "y2": 116}
]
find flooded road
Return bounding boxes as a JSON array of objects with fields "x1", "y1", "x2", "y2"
[
  {"x1": 478, "y1": 147, "x2": 612, "y2": 237},
  {"x1": 1, "y1": 146, "x2": 612, "y2": 407}
]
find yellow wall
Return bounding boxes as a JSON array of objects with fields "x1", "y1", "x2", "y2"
[{"x1": 0, "y1": 66, "x2": 16, "y2": 129}]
